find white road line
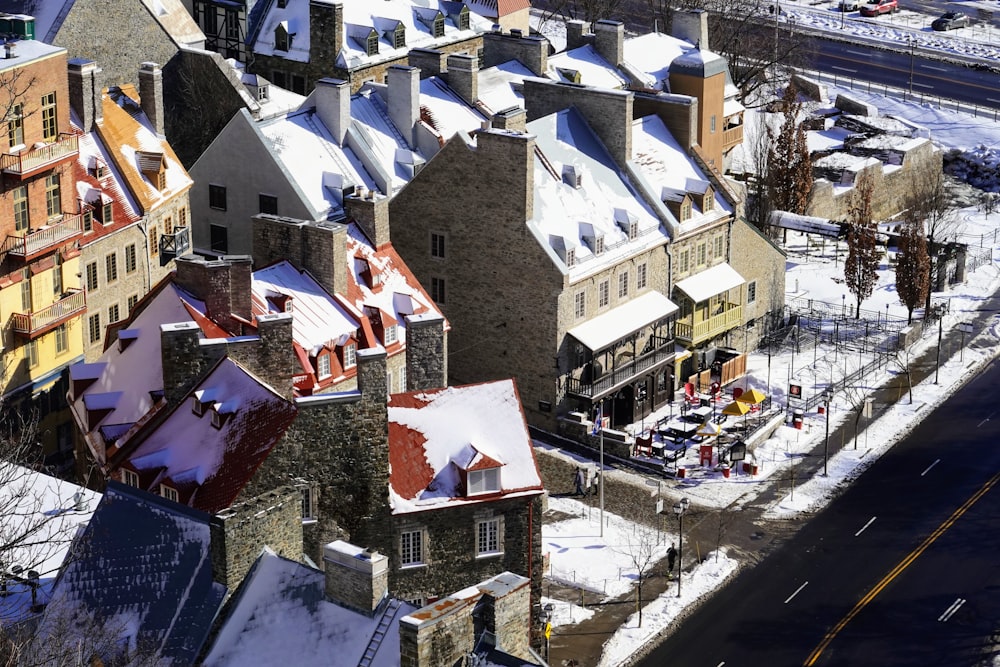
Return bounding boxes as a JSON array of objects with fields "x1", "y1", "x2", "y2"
[
  {"x1": 938, "y1": 598, "x2": 966, "y2": 622},
  {"x1": 832, "y1": 66, "x2": 858, "y2": 73},
  {"x1": 921, "y1": 459, "x2": 941, "y2": 476},
  {"x1": 913, "y1": 82, "x2": 934, "y2": 89},
  {"x1": 855, "y1": 516, "x2": 877, "y2": 536},
  {"x1": 785, "y1": 581, "x2": 809, "y2": 604},
  {"x1": 977, "y1": 412, "x2": 995, "y2": 428},
  {"x1": 921, "y1": 65, "x2": 948, "y2": 72},
  {"x1": 847, "y1": 50, "x2": 868, "y2": 56},
  {"x1": 989, "y1": 99, "x2": 1000, "y2": 104}
]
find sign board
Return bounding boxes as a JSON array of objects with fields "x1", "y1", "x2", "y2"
[
  {"x1": 656, "y1": 498, "x2": 664, "y2": 514},
  {"x1": 729, "y1": 441, "x2": 747, "y2": 462},
  {"x1": 545, "y1": 623, "x2": 552, "y2": 640},
  {"x1": 789, "y1": 384, "x2": 802, "y2": 398},
  {"x1": 958, "y1": 323, "x2": 974, "y2": 334},
  {"x1": 863, "y1": 398, "x2": 873, "y2": 418}
]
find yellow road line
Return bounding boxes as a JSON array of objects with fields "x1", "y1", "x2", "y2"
[{"x1": 804, "y1": 470, "x2": 1000, "y2": 666}]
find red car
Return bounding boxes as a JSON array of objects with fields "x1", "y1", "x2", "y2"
[{"x1": 860, "y1": 0, "x2": 897, "y2": 16}]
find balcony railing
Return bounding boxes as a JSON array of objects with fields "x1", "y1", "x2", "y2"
[
  {"x1": 722, "y1": 125, "x2": 744, "y2": 151},
  {"x1": 566, "y1": 338, "x2": 675, "y2": 398},
  {"x1": 10, "y1": 289, "x2": 86, "y2": 338},
  {"x1": 675, "y1": 304, "x2": 742, "y2": 344},
  {"x1": 159, "y1": 226, "x2": 190, "y2": 257},
  {"x1": 1, "y1": 134, "x2": 79, "y2": 177},
  {"x1": 1, "y1": 213, "x2": 83, "y2": 260}
]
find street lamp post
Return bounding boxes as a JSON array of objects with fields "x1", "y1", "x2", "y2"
[
  {"x1": 673, "y1": 497, "x2": 691, "y2": 598},
  {"x1": 935, "y1": 309, "x2": 943, "y2": 384},
  {"x1": 822, "y1": 390, "x2": 832, "y2": 476},
  {"x1": 907, "y1": 37, "x2": 915, "y2": 97}
]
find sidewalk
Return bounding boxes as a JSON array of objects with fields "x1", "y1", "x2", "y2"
[{"x1": 542, "y1": 288, "x2": 1000, "y2": 667}]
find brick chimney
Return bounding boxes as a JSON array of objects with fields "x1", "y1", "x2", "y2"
[
  {"x1": 252, "y1": 215, "x2": 349, "y2": 299},
  {"x1": 404, "y1": 313, "x2": 447, "y2": 391},
  {"x1": 138, "y1": 62, "x2": 164, "y2": 136},
  {"x1": 387, "y1": 65, "x2": 420, "y2": 149},
  {"x1": 565, "y1": 20, "x2": 591, "y2": 50},
  {"x1": 482, "y1": 31, "x2": 548, "y2": 77},
  {"x1": 323, "y1": 541, "x2": 389, "y2": 616},
  {"x1": 491, "y1": 106, "x2": 526, "y2": 132},
  {"x1": 314, "y1": 78, "x2": 351, "y2": 146},
  {"x1": 407, "y1": 48, "x2": 447, "y2": 79},
  {"x1": 445, "y1": 54, "x2": 478, "y2": 106},
  {"x1": 344, "y1": 190, "x2": 390, "y2": 248},
  {"x1": 67, "y1": 58, "x2": 103, "y2": 134},
  {"x1": 310, "y1": 0, "x2": 344, "y2": 72},
  {"x1": 173, "y1": 255, "x2": 253, "y2": 334},
  {"x1": 594, "y1": 20, "x2": 624, "y2": 67}
]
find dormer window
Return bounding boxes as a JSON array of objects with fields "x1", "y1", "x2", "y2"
[
  {"x1": 275, "y1": 22, "x2": 291, "y2": 52},
  {"x1": 211, "y1": 409, "x2": 223, "y2": 429},
  {"x1": 562, "y1": 164, "x2": 582, "y2": 188},
  {"x1": 93, "y1": 159, "x2": 108, "y2": 180},
  {"x1": 433, "y1": 15, "x2": 444, "y2": 37},
  {"x1": 136, "y1": 151, "x2": 167, "y2": 191},
  {"x1": 681, "y1": 200, "x2": 692, "y2": 221},
  {"x1": 257, "y1": 84, "x2": 269, "y2": 101},
  {"x1": 122, "y1": 469, "x2": 139, "y2": 487},
  {"x1": 565, "y1": 248, "x2": 575, "y2": 268},
  {"x1": 702, "y1": 189, "x2": 714, "y2": 212},
  {"x1": 468, "y1": 467, "x2": 501, "y2": 496},
  {"x1": 594, "y1": 236, "x2": 604, "y2": 255},
  {"x1": 318, "y1": 353, "x2": 331, "y2": 379},
  {"x1": 614, "y1": 208, "x2": 639, "y2": 240},
  {"x1": 193, "y1": 397, "x2": 205, "y2": 417},
  {"x1": 102, "y1": 202, "x2": 113, "y2": 224},
  {"x1": 392, "y1": 24, "x2": 406, "y2": 49},
  {"x1": 160, "y1": 484, "x2": 178, "y2": 502},
  {"x1": 385, "y1": 324, "x2": 397, "y2": 345},
  {"x1": 343, "y1": 343, "x2": 357, "y2": 369},
  {"x1": 457, "y1": 6, "x2": 470, "y2": 30},
  {"x1": 82, "y1": 208, "x2": 93, "y2": 232},
  {"x1": 366, "y1": 31, "x2": 379, "y2": 56}
]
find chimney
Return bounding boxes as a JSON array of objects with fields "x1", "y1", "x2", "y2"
[
  {"x1": 4, "y1": 42, "x2": 16, "y2": 59},
  {"x1": 356, "y1": 347, "x2": 387, "y2": 406},
  {"x1": 160, "y1": 322, "x2": 209, "y2": 405},
  {"x1": 594, "y1": 20, "x2": 624, "y2": 67},
  {"x1": 445, "y1": 54, "x2": 478, "y2": 106},
  {"x1": 254, "y1": 313, "x2": 296, "y2": 400},
  {"x1": 565, "y1": 20, "x2": 591, "y2": 50},
  {"x1": 323, "y1": 541, "x2": 389, "y2": 616},
  {"x1": 174, "y1": 255, "x2": 253, "y2": 334},
  {"x1": 482, "y1": 32, "x2": 548, "y2": 77},
  {"x1": 310, "y1": 0, "x2": 344, "y2": 72},
  {"x1": 404, "y1": 313, "x2": 447, "y2": 391},
  {"x1": 67, "y1": 59, "x2": 103, "y2": 134},
  {"x1": 302, "y1": 220, "x2": 348, "y2": 297},
  {"x1": 491, "y1": 106, "x2": 526, "y2": 132},
  {"x1": 407, "y1": 48, "x2": 447, "y2": 79},
  {"x1": 314, "y1": 78, "x2": 351, "y2": 145},
  {"x1": 387, "y1": 65, "x2": 419, "y2": 149},
  {"x1": 672, "y1": 9, "x2": 710, "y2": 49},
  {"x1": 344, "y1": 191, "x2": 390, "y2": 248},
  {"x1": 138, "y1": 62, "x2": 164, "y2": 136}
]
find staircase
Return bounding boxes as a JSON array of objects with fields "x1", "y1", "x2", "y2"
[{"x1": 358, "y1": 599, "x2": 402, "y2": 667}]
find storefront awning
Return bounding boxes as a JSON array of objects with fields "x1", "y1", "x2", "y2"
[
  {"x1": 568, "y1": 291, "x2": 678, "y2": 352},
  {"x1": 674, "y1": 263, "x2": 745, "y2": 304}
]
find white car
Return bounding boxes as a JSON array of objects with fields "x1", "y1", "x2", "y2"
[{"x1": 838, "y1": 0, "x2": 860, "y2": 10}]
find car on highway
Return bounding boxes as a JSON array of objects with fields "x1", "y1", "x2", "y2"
[
  {"x1": 838, "y1": 0, "x2": 860, "y2": 10},
  {"x1": 859, "y1": 0, "x2": 897, "y2": 16},
  {"x1": 931, "y1": 11, "x2": 970, "y2": 30}
]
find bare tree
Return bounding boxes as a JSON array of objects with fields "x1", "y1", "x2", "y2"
[
  {"x1": 615, "y1": 512, "x2": 667, "y2": 628},
  {"x1": 844, "y1": 174, "x2": 880, "y2": 318},
  {"x1": 890, "y1": 346, "x2": 916, "y2": 405},
  {"x1": 765, "y1": 84, "x2": 813, "y2": 229},
  {"x1": 895, "y1": 218, "x2": 930, "y2": 324},
  {"x1": 0, "y1": 67, "x2": 37, "y2": 131},
  {"x1": 904, "y1": 170, "x2": 959, "y2": 312},
  {"x1": 534, "y1": 0, "x2": 630, "y2": 24}
]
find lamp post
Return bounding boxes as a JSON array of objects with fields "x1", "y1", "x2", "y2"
[
  {"x1": 672, "y1": 497, "x2": 690, "y2": 597},
  {"x1": 822, "y1": 390, "x2": 832, "y2": 476},
  {"x1": 907, "y1": 36, "x2": 915, "y2": 97},
  {"x1": 934, "y1": 309, "x2": 943, "y2": 384}
]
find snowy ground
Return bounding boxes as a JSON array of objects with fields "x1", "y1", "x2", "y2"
[{"x1": 540, "y1": 83, "x2": 1000, "y2": 665}]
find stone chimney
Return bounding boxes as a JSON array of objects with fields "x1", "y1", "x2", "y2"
[
  {"x1": 445, "y1": 54, "x2": 478, "y2": 106},
  {"x1": 673, "y1": 9, "x2": 710, "y2": 49},
  {"x1": 314, "y1": 78, "x2": 351, "y2": 146},
  {"x1": 404, "y1": 313, "x2": 447, "y2": 391},
  {"x1": 252, "y1": 215, "x2": 349, "y2": 299},
  {"x1": 344, "y1": 191, "x2": 390, "y2": 248},
  {"x1": 323, "y1": 541, "x2": 389, "y2": 616},
  {"x1": 310, "y1": 0, "x2": 344, "y2": 72},
  {"x1": 483, "y1": 31, "x2": 548, "y2": 76},
  {"x1": 174, "y1": 255, "x2": 253, "y2": 334},
  {"x1": 138, "y1": 62, "x2": 164, "y2": 136},
  {"x1": 160, "y1": 322, "x2": 211, "y2": 405},
  {"x1": 565, "y1": 20, "x2": 591, "y2": 50},
  {"x1": 407, "y1": 48, "x2": 447, "y2": 79},
  {"x1": 491, "y1": 106, "x2": 526, "y2": 132},
  {"x1": 356, "y1": 347, "x2": 387, "y2": 406},
  {"x1": 387, "y1": 65, "x2": 420, "y2": 149},
  {"x1": 594, "y1": 20, "x2": 624, "y2": 67},
  {"x1": 67, "y1": 58, "x2": 103, "y2": 134},
  {"x1": 254, "y1": 313, "x2": 296, "y2": 400}
]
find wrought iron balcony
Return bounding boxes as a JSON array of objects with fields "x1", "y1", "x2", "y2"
[
  {"x1": 1, "y1": 134, "x2": 79, "y2": 178},
  {"x1": 675, "y1": 304, "x2": 742, "y2": 345},
  {"x1": 1, "y1": 213, "x2": 83, "y2": 261},
  {"x1": 159, "y1": 226, "x2": 190, "y2": 258},
  {"x1": 10, "y1": 289, "x2": 86, "y2": 338},
  {"x1": 566, "y1": 337, "x2": 675, "y2": 399}
]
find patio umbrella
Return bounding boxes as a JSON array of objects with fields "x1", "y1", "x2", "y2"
[
  {"x1": 722, "y1": 399, "x2": 752, "y2": 433},
  {"x1": 696, "y1": 420, "x2": 721, "y2": 438},
  {"x1": 736, "y1": 388, "x2": 767, "y2": 406}
]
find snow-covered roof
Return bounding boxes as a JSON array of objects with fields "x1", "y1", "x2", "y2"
[
  {"x1": 419, "y1": 76, "x2": 487, "y2": 140},
  {"x1": 769, "y1": 211, "x2": 843, "y2": 238},
  {"x1": 476, "y1": 60, "x2": 532, "y2": 114},
  {"x1": 670, "y1": 47, "x2": 728, "y2": 79},
  {"x1": 205, "y1": 547, "x2": 416, "y2": 667},
  {"x1": 674, "y1": 262, "x2": 746, "y2": 303},
  {"x1": 568, "y1": 291, "x2": 679, "y2": 352},
  {"x1": 525, "y1": 109, "x2": 667, "y2": 280},
  {"x1": 621, "y1": 32, "x2": 693, "y2": 91},
  {"x1": 548, "y1": 44, "x2": 628, "y2": 89},
  {"x1": 387, "y1": 379, "x2": 543, "y2": 514},
  {"x1": 73, "y1": 120, "x2": 143, "y2": 246}
]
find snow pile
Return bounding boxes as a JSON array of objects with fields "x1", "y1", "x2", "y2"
[{"x1": 944, "y1": 145, "x2": 1000, "y2": 192}]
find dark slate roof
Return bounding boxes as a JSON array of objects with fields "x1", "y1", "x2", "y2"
[{"x1": 35, "y1": 483, "x2": 225, "y2": 666}]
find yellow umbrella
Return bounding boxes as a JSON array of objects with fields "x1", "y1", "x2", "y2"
[
  {"x1": 721, "y1": 401, "x2": 751, "y2": 416},
  {"x1": 696, "y1": 420, "x2": 721, "y2": 438},
  {"x1": 736, "y1": 388, "x2": 767, "y2": 406}
]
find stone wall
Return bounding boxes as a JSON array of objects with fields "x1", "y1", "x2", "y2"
[
  {"x1": 482, "y1": 31, "x2": 548, "y2": 76},
  {"x1": 404, "y1": 314, "x2": 447, "y2": 391},
  {"x1": 729, "y1": 218, "x2": 787, "y2": 350}
]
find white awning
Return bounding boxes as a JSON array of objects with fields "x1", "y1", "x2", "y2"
[
  {"x1": 675, "y1": 263, "x2": 745, "y2": 304},
  {"x1": 568, "y1": 291, "x2": 678, "y2": 352}
]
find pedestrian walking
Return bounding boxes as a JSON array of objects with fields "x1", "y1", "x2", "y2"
[
  {"x1": 666, "y1": 543, "x2": 677, "y2": 576},
  {"x1": 591, "y1": 469, "x2": 601, "y2": 496},
  {"x1": 573, "y1": 467, "x2": 585, "y2": 496}
]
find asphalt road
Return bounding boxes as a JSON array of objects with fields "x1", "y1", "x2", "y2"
[{"x1": 639, "y1": 356, "x2": 1000, "y2": 666}]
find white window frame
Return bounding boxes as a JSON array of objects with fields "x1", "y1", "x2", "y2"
[
  {"x1": 476, "y1": 517, "x2": 503, "y2": 557},
  {"x1": 384, "y1": 324, "x2": 398, "y2": 345},
  {"x1": 574, "y1": 290, "x2": 586, "y2": 319},
  {"x1": 122, "y1": 469, "x2": 139, "y2": 487},
  {"x1": 598, "y1": 280, "x2": 609, "y2": 309},
  {"x1": 400, "y1": 529, "x2": 425, "y2": 567},
  {"x1": 637, "y1": 262, "x2": 648, "y2": 290},
  {"x1": 318, "y1": 353, "x2": 332, "y2": 378},
  {"x1": 468, "y1": 468, "x2": 500, "y2": 496},
  {"x1": 343, "y1": 343, "x2": 357, "y2": 369},
  {"x1": 618, "y1": 271, "x2": 629, "y2": 299},
  {"x1": 160, "y1": 484, "x2": 178, "y2": 502},
  {"x1": 398, "y1": 366, "x2": 407, "y2": 393}
]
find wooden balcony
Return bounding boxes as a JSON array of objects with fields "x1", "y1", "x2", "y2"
[
  {"x1": 1, "y1": 134, "x2": 79, "y2": 179},
  {"x1": 566, "y1": 337, "x2": 675, "y2": 399},
  {"x1": 1, "y1": 213, "x2": 83, "y2": 261},
  {"x1": 10, "y1": 289, "x2": 86, "y2": 339},
  {"x1": 722, "y1": 125, "x2": 744, "y2": 152},
  {"x1": 675, "y1": 304, "x2": 742, "y2": 345}
]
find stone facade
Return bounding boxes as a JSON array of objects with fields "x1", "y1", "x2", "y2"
[
  {"x1": 728, "y1": 218, "x2": 787, "y2": 350},
  {"x1": 210, "y1": 486, "x2": 303, "y2": 592}
]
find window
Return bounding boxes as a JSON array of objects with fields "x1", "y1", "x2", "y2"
[
  {"x1": 433, "y1": 15, "x2": 444, "y2": 37},
  {"x1": 45, "y1": 174, "x2": 61, "y2": 218},
  {"x1": 343, "y1": 343, "x2": 357, "y2": 369},
  {"x1": 618, "y1": 271, "x2": 629, "y2": 299},
  {"x1": 13, "y1": 185, "x2": 27, "y2": 232},
  {"x1": 128, "y1": 294, "x2": 139, "y2": 313},
  {"x1": 226, "y1": 8, "x2": 239, "y2": 39},
  {"x1": 291, "y1": 75, "x2": 306, "y2": 95},
  {"x1": 318, "y1": 353, "x2": 331, "y2": 378},
  {"x1": 393, "y1": 25, "x2": 406, "y2": 49},
  {"x1": 108, "y1": 303, "x2": 120, "y2": 324},
  {"x1": 747, "y1": 280, "x2": 757, "y2": 304},
  {"x1": 574, "y1": 290, "x2": 586, "y2": 319},
  {"x1": 149, "y1": 225, "x2": 158, "y2": 256},
  {"x1": 125, "y1": 244, "x2": 137, "y2": 273},
  {"x1": 210, "y1": 224, "x2": 228, "y2": 254},
  {"x1": 211, "y1": 410, "x2": 223, "y2": 429},
  {"x1": 164, "y1": 216, "x2": 173, "y2": 236},
  {"x1": 299, "y1": 484, "x2": 317, "y2": 521},
  {"x1": 704, "y1": 192, "x2": 714, "y2": 212},
  {"x1": 55, "y1": 324, "x2": 68, "y2": 354},
  {"x1": 209, "y1": 184, "x2": 227, "y2": 210},
  {"x1": 679, "y1": 250, "x2": 689, "y2": 274},
  {"x1": 598, "y1": 280, "x2": 609, "y2": 308},
  {"x1": 468, "y1": 468, "x2": 500, "y2": 495},
  {"x1": 102, "y1": 202, "x2": 113, "y2": 224},
  {"x1": 7, "y1": 103, "x2": 22, "y2": 146},
  {"x1": 41, "y1": 92, "x2": 57, "y2": 141},
  {"x1": 458, "y1": 8, "x2": 470, "y2": 30},
  {"x1": 398, "y1": 366, "x2": 406, "y2": 393},
  {"x1": 431, "y1": 277, "x2": 446, "y2": 304},
  {"x1": 275, "y1": 24, "x2": 290, "y2": 51},
  {"x1": 259, "y1": 193, "x2": 278, "y2": 215},
  {"x1": 20, "y1": 278, "x2": 31, "y2": 311},
  {"x1": 179, "y1": 206, "x2": 187, "y2": 228},
  {"x1": 400, "y1": 530, "x2": 424, "y2": 566},
  {"x1": 386, "y1": 370, "x2": 393, "y2": 394},
  {"x1": 53, "y1": 253, "x2": 62, "y2": 295},
  {"x1": 385, "y1": 324, "x2": 397, "y2": 345},
  {"x1": 476, "y1": 518, "x2": 502, "y2": 556},
  {"x1": 430, "y1": 232, "x2": 446, "y2": 259},
  {"x1": 122, "y1": 469, "x2": 139, "y2": 487},
  {"x1": 193, "y1": 396, "x2": 205, "y2": 417},
  {"x1": 83, "y1": 209, "x2": 93, "y2": 232},
  {"x1": 26, "y1": 340, "x2": 38, "y2": 368},
  {"x1": 366, "y1": 32, "x2": 379, "y2": 56},
  {"x1": 697, "y1": 243, "x2": 706, "y2": 267},
  {"x1": 86, "y1": 262, "x2": 98, "y2": 292},
  {"x1": 637, "y1": 263, "x2": 648, "y2": 290},
  {"x1": 680, "y1": 200, "x2": 692, "y2": 221},
  {"x1": 105, "y1": 252, "x2": 118, "y2": 283},
  {"x1": 710, "y1": 115, "x2": 717, "y2": 133},
  {"x1": 714, "y1": 235, "x2": 724, "y2": 259},
  {"x1": 272, "y1": 70, "x2": 287, "y2": 88},
  {"x1": 88, "y1": 313, "x2": 101, "y2": 344},
  {"x1": 160, "y1": 484, "x2": 179, "y2": 502}
]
